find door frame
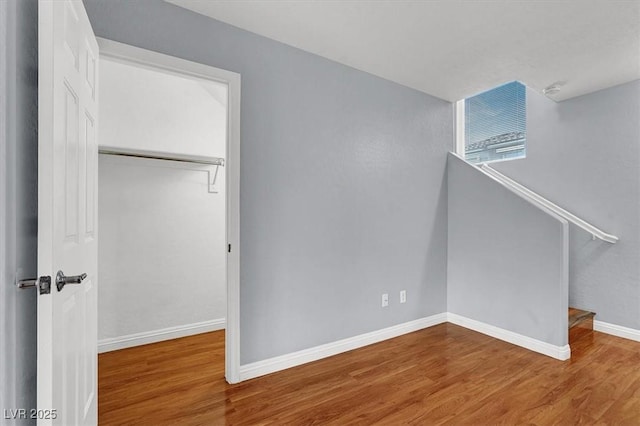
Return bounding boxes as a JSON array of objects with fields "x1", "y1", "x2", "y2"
[{"x1": 96, "y1": 38, "x2": 242, "y2": 383}]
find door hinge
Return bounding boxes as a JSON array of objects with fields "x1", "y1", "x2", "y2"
[
  {"x1": 228, "y1": 244, "x2": 231, "y2": 253},
  {"x1": 16, "y1": 276, "x2": 52, "y2": 295}
]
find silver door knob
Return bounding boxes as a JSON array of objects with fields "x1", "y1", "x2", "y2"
[{"x1": 56, "y1": 270, "x2": 87, "y2": 292}]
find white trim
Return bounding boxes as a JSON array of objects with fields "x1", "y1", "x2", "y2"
[
  {"x1": 594, "y1": 320, "x2": 640, "y2": 342},
  {"x1": 96, "y1": 38, "x2": 242, "y2": 383},
  {"x1": 447, "y1": 313, "x2": 571, "y2": 361},
  {"x1": 225, "y1": 60, "x2": 242, "y2": 384},
  {"x1": 455, "y1": 99, "x2": 465, "y2": 155},
  {"x1": 239, "y1": 314, "x2": 448, "y2": 382},
  {"x1": 98, "y1": 319, "x2": 226, "y2": 353},
  {"x1": 237, "y1": 312, "x2": 577, "y2": 381},
  {"x1": 96, "y1": 39, "x2": 239, "y2": 88}
]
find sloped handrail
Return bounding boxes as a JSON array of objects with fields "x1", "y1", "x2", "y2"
[{"x1": 479, "y1": 163, "x2": 618, "y2": 244}]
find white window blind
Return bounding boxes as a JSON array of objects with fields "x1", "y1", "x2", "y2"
[{"x1": 464, "y1": 81, "x2": 526, "y2": 164}]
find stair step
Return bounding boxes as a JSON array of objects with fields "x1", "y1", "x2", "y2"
[
  {"x1": 569, "y1": 308, "x2": 595, "y2": 345},
  {"x1": 568, "y1": 308, "x2": 595, "y2": 329}
]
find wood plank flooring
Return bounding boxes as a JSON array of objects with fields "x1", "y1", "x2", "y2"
[{"x1": 98, "y1": 323, "x2": 640, "y2": 425}]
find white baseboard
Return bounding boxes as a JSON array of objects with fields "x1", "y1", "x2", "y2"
[
  {"x1": 238, "y1": 313, "x2": 448, "y2": 382},
  {"x1": 98, "y1": 318, "x2": 226, "y2": 353},
  {"x1": 447, "y1": 313, "x2": 571, "y2": 361},
  {"x1": 594, "y1": 320, "x2": 640, "y2": 342}
]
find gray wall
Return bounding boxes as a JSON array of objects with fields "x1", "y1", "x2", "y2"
[
  {"x1": 494, "y1": 83, "x2": 640, "y2": 330},
  {"x1": 0, "y1": 0, "x2": 39, "y2": 424},
  {"x1": 447, "y1": 153, "x2": 569, "y2": 346},
  {"x1": 0, "y1": 0, "x2": 8, "y2": 416},
  {"x1": 83, "y1": 0, "x2": 453, "y2": 364}
]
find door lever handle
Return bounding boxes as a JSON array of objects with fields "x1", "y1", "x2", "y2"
[{"x1": 56, "y1": 270, "x2": 88, "y2": 292}]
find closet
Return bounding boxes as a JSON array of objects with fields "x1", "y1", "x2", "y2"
[{"x1": 96, "y1": 54, "x2": 228, "y2": 352}]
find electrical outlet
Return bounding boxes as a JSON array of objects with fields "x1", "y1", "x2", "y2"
[
  {"x1": 381, "y1": 293, "x2": 389, "y2": 307},
  {"x1": 400, "y1": 290, "x2": 407, "y2": 304}
]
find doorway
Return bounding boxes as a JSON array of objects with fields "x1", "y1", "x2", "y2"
[{"x1": 95, "y1": 39, "x2": 241, "y2": 382}]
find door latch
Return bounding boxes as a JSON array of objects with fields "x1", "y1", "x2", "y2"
[
  {"x1": 56, "y1": 270, "x2": 88, "y2": 292},
  {"x1": 16, "y1": 276, "x2": 52, "y2": 295}
]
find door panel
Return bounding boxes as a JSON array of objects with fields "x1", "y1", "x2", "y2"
[{"x1": 38, "y1": 1, "x2": 99, "y2": 424}]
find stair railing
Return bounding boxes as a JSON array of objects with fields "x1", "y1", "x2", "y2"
[{"x1": 478, "y1": 162, "x2": 618, "y2": 244}]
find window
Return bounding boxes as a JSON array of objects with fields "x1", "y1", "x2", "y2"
[{"x1": 458, "y1": 81, "x2": 526, "y2": 164}]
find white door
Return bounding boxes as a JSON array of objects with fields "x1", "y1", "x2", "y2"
[{"x1": 38, "y1": 1, "x2": 99, "y2": 425}]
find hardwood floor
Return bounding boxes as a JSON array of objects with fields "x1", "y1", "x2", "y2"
[{"x1": 99, "y1": 324, "x2": 640, "y2": 425}]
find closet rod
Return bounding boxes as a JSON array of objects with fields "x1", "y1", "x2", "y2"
[{"x1": 98, "y1": 148, "x2": 224, "y2": 166}]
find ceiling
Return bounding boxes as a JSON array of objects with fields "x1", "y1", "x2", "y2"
[{"x1": 167, "y1": 0, "x2": 640, "y2": 102}]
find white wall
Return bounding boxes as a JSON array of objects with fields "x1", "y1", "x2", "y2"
[
  {"x1": 100, "y1": 57, "x2": 227, "y2": 158},
  {"x1": 98, "y1": 58, "x2": 227, "y2": 350}
]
